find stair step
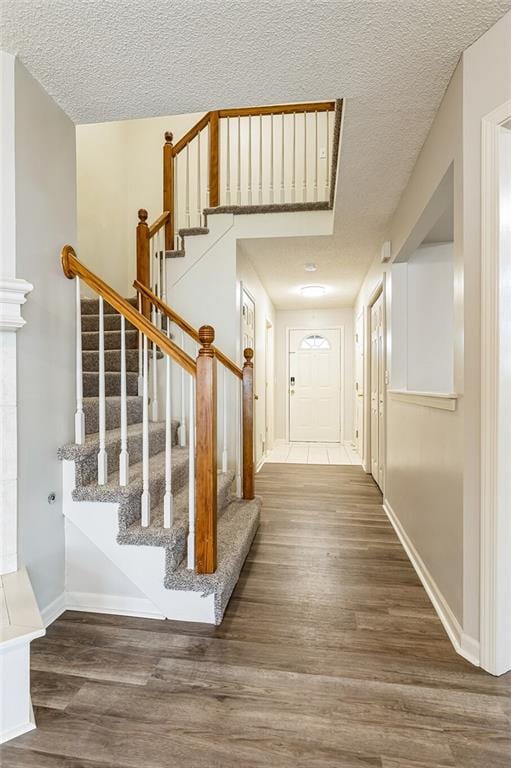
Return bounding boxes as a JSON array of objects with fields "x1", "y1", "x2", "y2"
[
  {"x1": 83, "y1": 371, "x2": 139, "y2": 397},
  {"x1": 165, "y1": 249, "x2": 185, "y2": 259},
  {"x1": 82, "y1": 314, "x2": 136, "y2": 332},
  {"x1": 82, "y1": 329, "x2": 138, "y2": 351},
  {"x1": 83, "y1": 349, "x2": 139, "y2": 373},
  {"x1": 81, "y1": 296, "x2": 138, "y2": 315},
  {"x1": 203, "y1": 201, "x2": 330, "y2": 216},
  {"x1": 83, "y1": 396, "x2": 143, "y2": 433},
  {"x1": 164, "y1": 496, "x2": 261, "y2": 623},
  {"x1": 58, "y1": 419, "x2": 178, "y2": 487},
  {"x1": 178, "y1": 227, "x2": 209, "y2": 238}
]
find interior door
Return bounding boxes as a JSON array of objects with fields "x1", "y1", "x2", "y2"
[
  {"x1": 289, "y1": 328, "x2": 340, "y2": 442},
  {"x1": 241, "y1": 287, "x2": 257, "y2": 457},
  {"x1": 370, "y1": 293, "x2": 384, "y2": 488}
]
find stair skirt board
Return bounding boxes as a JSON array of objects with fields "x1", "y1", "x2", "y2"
[{"x1": 62, "y1": 460, "x2": 260, "y2": 624}]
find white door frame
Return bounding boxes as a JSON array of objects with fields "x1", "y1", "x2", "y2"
[
  {"x1": 363, "y1": 279, "x2": 386, "y2": 492},
  {"x1": 285, "y1": 325, "x2": 345, "y2": 443},
  {"x1": 264, "y1": 318, "x2": 274, "y2": 455},
  {"x1": 480, "y1": 99, "x2": 511, "y2": 676}
]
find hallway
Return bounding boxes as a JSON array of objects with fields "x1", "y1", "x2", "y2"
[{"x1": 2, "y1": 465, "x2": 511, "y2": 767}]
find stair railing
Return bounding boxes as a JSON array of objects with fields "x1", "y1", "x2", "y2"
[
  {"x1": 61, "y1": 245, "x2": 229, "y2": 574},
  {"x1": 134, "y1": 280, "x2": 255, "y2": 502},
  {"x1": 137, "y1": 99, "x2": 342, "y2": 298}
]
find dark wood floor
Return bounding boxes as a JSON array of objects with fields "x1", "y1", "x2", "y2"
[{"x1": 3, "y1": 464, "x2": 511, "y2": 767}]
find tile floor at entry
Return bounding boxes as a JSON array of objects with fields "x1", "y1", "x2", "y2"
[{"x1": 264, "y1": 440, "x2": 361, "y2": 465}]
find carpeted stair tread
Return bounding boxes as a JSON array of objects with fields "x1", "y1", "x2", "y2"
[
  {"x1": 82, "y1": 314, "x2": 135, "y2": 332},
  {"x1": 82, "y1": 329, "x2": 138, "y2": 351},
  {"x1": 83, "y1": 349, "x2": 139, "y2": 373},
  {"x1": 58, "y1": 419, "x2": 178, "y2": 487},
  {"x1": 83, "y1": 396, "x2": 143, "y2": 432},
  {"x1": 83, "y1": 371, "x2": 139, "y2": 397},
  {"x1": 204, "y1": 201, "x2": 331, "y2": 217},
  {"x1": 164, "y1": 496, "x2": 261, "y2": 623},
  {"x1": 165, "y1": 249, "x2": 185, "y2": 259},
  {"x1": 178, "y1": 227, "x2": 209, "y2": 238},
  {"x1": 81, "y1": 296, "x2": 138, "y2": 315}
]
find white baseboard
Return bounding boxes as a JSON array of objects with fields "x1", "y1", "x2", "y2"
[
  {"x1": 41, "y1": 592, "x2": 66, "y2": 628},
  {"x1": 65, "y1": 591, "x2": 165, "y2": 620},
  {"x1": 383, "y1": 498, "x2": 480, "y2": 667}
]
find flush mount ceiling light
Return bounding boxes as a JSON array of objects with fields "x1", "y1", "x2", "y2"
[
  {"x1": 304, "y1": 262, "x2": 317, "y2": 272},
  {"x1": 300, "y1": 285, "x2": 327, "y2": 298}
]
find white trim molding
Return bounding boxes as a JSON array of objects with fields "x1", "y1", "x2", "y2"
[
  {"x1": 387, "y1": 389, "x2": 458, "y2": 411},
  {"x1": 0, "y1": 277, "x2": 33, "y2": 331},
  {"x1": 383, "y1": 499, "x2": 479, "y2": 667},
  {"x1": 480, "y1": 99, "x2": 511, "y2": 676}
]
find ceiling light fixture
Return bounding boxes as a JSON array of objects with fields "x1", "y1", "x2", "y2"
[
  {"x1": 300, "y1": 285, "x2": 327, "y2": 298},
  {"x1": 304, "y1": 262, "x2": 317, "y2": 272}
]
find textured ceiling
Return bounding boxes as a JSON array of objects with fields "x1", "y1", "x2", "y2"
[{"x1": 2, "y1": 0, "x2": 510, "y2": 308}]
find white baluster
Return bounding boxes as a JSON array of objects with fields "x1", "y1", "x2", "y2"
[
  {"x1": 162, "y1": 232, "x2": 167, "y2": 305},
  {"x1": 119, "y1": 314, "x2": 129, "y2": 486},
  {"x1": 291, "y1": 112, "x2": 296, "y2": 204},
  {"x1": 178, "y1": 330, "x2": 187, "y2": 447},
  {"x1": 303, "y1": 112, "x2": 307, "y2": 202},
  {"x1": 325, "y1": 110, "x2": 330, "y2": 198},
  {"x1": 74, "y1": 277, "x2": 85, "y2": 444},
  {"x1": 187, "y1": 375, "x2": 196, "y2": 569},
  {"x1": 314, "y1": 110, "x2": 318, "y2": 202},
  {"x1": 237, "y1": 115, "x2": 241, "y2": 205},
  {"x1": 174, "y1": 154, "x2": 179, "y2": 243},
  {"x1": 196, "y1": 131, "x2": 201, "y2": 226},
  {"x1": 137, "y1": 293, "x2": 143, "y2": 396},
  {"x1": 97, "y1": 296, "x2": 107, "y2": 484},
  {"x1": 150, "y1": 239, "x2": 159, "y2": 422},
  {"x1": 226, "y1": 117, "x2": 231, "y2": 204},
  {"x1": 186, "y1": 143, "x2": 191, "y2": 227},
  {"x1": 248, "y1": 116, "x2": 252, "y2": 204},
  {"x1": 206, "y1": 123, "x2": 210, "y2": 208},
  {"x1": 280, "y1": 112, "x2": 285, "y2": 203},
  {"x1": 222, "y1": 367, "x2": 228, "y2": 473},
  {"x1": 270, "y1": 113, "x2": 274, "y2": 203},
  {"x1": 259, "y1": 115, "x2": 263, "y2": 204},
  {"x1": 141, "y1": 333, "x2": 150, "y2": 526},
  {"x1": 163, "y1": 328, "x2": 173, "y2": 527}
]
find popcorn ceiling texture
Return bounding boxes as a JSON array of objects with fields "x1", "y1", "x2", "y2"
[{"x1": 2, "y1": 1, "x2": 510, "y2": 301}]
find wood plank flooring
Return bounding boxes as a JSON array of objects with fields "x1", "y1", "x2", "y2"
[{"x1": 2, "y1": 464, "x2": 511, "y2": 767}]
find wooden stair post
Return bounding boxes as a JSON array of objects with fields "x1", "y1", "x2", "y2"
[
  {"x1": 195, "y1": 325, "x2": 218, "y2": 573},
  {"x1": 209, "y1": 111, "x2": 220, "y2": 208},
  {"x1": 163, "y1": 131, "x2": 174, "y2": 250},
  {"x1": 242, "y1": 348, "x2": 255, "y2": 500},
  {"x1": 136, "y1": 209, "x2": 150, "y2": 318}
]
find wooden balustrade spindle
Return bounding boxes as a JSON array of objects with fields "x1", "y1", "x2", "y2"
[
  {"x1": 137, "y1": 209, "x2": 150, "y2": 318},
  {"x1": 141, "y1": 333, "x2": 150, "y2": 526},
  {"x1": 237, "y1": 115, "x2": 241, "y2": 205},
  {"x1": 222, "y1": 367, "x2": 228, "y2": 473},
  {"x1": 97, "y1": 296, "x2": 108, "y2": 485},
  {"x1": 248, "y1": 116, "x2": 252, "y2": 204},
  {"x1": 186, "y1": 143, "x2": 191, "y2": 227},
  {"x1": 209, "y1": 111, "x2": 219, "y2": 207},
  {"x1": 226, "y1": 117, "x2": 231, "y2": 204},
  {"x1": 163, "y1": 131, "x2": 174, "y2": 249},
  {"x1": 303, "y1": 113, "x2": 308, "y2": 202},
  {"x1": 187, "y1": 375, "x2": 196, "y2": 569},
  {"x1": 314, "y1": 110, "x2": 318, "y2": 202},
  {"x1": 280, "y1": 112, "x2": 285, "y2": 203},
  {"x1": 292, "y1": 112, "x2": 296, "y2": 203},
  {"x1": 163, "y1": 312, "x2": 173, "y2": 528},
  {"x1": 270, "y1": 113, "x2": 274, "y2": 203},
  {"x1": 242, "y1": 347, "x2": 255, "y2": 500},
  {"x1": 197, "y1": 131, "x2": 202, "y2": 225},
  {"x1": 195, "y1": 325, "x2": 217, "y2": 574},
  {"x1": 137, "y1": 293, "x2": 143, "y2": 395},
  {"x1": 179, "y1": 330, "x2": 187, "y2": 447},
  {"x1": 258, "y1": 115, "x2": 263, "y2": 204}
]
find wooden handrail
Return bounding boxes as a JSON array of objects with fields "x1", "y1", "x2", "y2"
[
  {"x1": 133, "y1": 280, "x2": 243, "y2": 380},
  {"x1": 172, "y1": 112, "x2": 212, "y2": 156},
  {"x1": 148, "y1": 211, "x2": 170, "y2": 238},
  {"x1": 61, "y1": 245, "x2": 197, "y2": 377},
  {"x1": 218, "y1": 101, "x2": 335, "y2": 119}
]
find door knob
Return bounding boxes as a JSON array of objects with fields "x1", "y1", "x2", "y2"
[{"x1": 254, "y1": 395, "x2": 259, "y2": 400}]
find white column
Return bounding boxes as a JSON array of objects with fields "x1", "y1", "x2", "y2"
[{"x1": 0, "y1": 278, "x2": 33, "y2": 575}]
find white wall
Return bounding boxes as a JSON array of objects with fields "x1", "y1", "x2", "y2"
[
  {"x1": 15, "y1": 60, "x2": 76, "y2": 613},
  {"x1": 274, "y1": 307, "x2": 354, "y2": 443},
  {"x1": 391, "y1": 242, "x2": 454, "y2": 393},
  {"x1": 236, "y1": 248, "x2": 276, "y2": 465}
]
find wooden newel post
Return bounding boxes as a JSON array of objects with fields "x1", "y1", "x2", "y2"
[
  {"x1": 136, "y1": 209, "x2": 150, "y2": 318},
  {"x1": 163, "y1": 131, "x2": 174, "y2": 250},
  {"x1": 209, "y1": 111, "x2": 220, "y2": 208},
  {"x1": 242, "y1": 348, "x2": 255, "y2": 500},
  {"x1": 195, "y1": 325, "x2": 218, "y2": 574}
]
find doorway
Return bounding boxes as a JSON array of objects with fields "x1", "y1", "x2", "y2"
[
  {"x1": 288, "y1": 328, "x2": 341, "y2": 443},
  {"x1": 369, "y1": 288, "x2": 385, "y2": 490}
]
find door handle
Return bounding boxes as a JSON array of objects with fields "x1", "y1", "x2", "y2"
[{"x1": 254, "y1": 395, "x2": 259, "y2": 400}]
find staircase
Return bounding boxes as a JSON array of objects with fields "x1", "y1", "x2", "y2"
[{"x1": 58, "y1": 99, "x2": 342, "y2": 625}]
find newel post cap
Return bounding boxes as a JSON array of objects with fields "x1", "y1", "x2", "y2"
[
  {"x1": 164, "y1": 131, "x2": 174, "y2": 144},
  {"x1": 198, "y1": 325, "x2": 215, "y2": 356},
  {"x1": 243, "y1": 347, "x2": 254, "y2": 366},
  {"x1": 138, "y1": 209, "x2": 148, "y2": 224}
]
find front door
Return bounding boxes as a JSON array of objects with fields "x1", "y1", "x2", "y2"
[{"x1": 289, "y1": 328, "x2": 340, "y2": 442}]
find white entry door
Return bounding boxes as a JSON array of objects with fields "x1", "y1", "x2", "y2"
[
  {"x1": 370, "y1": 292, "x2": 384, "y2": 489},
  {"x1": 289, "y1": 328, "x2": 341, "y2": 442}
]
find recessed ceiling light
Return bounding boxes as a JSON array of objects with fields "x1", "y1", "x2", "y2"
[
  {"x1": 300, "y1": 285, "x2": 326, "y2": 298},
  {"x1": 304, "y1": 262, "x2": 317, "y2": 272}
]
